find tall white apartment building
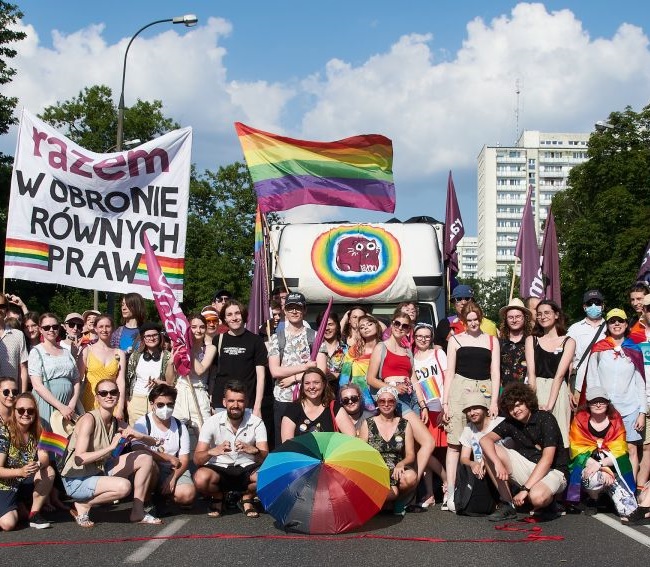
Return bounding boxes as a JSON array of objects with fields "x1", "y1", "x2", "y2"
[
  {"x1": 476, "y1": 130, "x2": 589, "y2": 279},
  {"x1": 457, "y1": 236, "x2": 478, "y2": 279}
]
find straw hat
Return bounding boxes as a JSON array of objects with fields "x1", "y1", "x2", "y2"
[
  {"x1": 50, "y1": 409, "x2": 75, "y2": 437},
  {"x1": 499, "y1": 297, "x2": 532, "y2": 320}
]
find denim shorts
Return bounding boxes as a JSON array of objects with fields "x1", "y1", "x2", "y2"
[
  {"x1": 622, "y1": 412, "x2": 642, "y2": 443},
  {"x1": 61, "y1": 474, "x2": 101, "y2": 501}
]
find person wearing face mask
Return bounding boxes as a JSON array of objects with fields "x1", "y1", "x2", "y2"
[
  {"x1": 132, "y1": 384, "x2": 195, "y2": 516},
  {"x1": 567, "y1": 290, "x2": 607, "y2": 405}
]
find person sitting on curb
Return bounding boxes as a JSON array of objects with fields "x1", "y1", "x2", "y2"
[{"x1": 480, "y1": 382, "x2": 568, "y2": 522}]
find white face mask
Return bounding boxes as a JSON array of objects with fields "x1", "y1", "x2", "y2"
[{"x1": 154, "y1": 406, "x2": 174, "y2": 421}]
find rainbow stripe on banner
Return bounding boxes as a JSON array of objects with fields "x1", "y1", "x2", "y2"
[
  {"x1": 4, "y1": 238, "x2": 49, "y2": 270},
  {"x1": 235, "y1": 122, "x2": 396, "y2": 214},
  {"x1": 417, "y1": 377, "x2": 441, "y2": 403},
  {"x1": 37, "y1": 431, "x2": 68, "y2": 457},
  {"x1": 254, "y1": 206, "x2": 263, "y2": 254},
  {"x1": 133, "y1": 254, "x2": 184, "y2": 291}
]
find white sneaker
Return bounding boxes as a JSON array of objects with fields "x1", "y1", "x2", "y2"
[{"x1": 447, "y1": 498, "x2": 456, "y2": 513}]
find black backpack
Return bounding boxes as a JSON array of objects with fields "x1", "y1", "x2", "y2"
[{"x1": 454, "y1": 463, "x2": 498, "y2": 516}]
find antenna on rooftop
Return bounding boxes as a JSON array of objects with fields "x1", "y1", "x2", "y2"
[{"x1": 514, "y1": 78, "x2": 522, "y2": 144}]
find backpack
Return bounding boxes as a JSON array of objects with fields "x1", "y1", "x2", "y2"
[
  {"x1": 276, "y1": 327, "x2": 316, "y2": 364},
  {"x1": 453, "y1": 463, "x2": 498, "y2": 516}
]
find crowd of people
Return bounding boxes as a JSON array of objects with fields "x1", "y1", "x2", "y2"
[{"x1": 1, "y1": 279, "x2": 650, "y2": 532}]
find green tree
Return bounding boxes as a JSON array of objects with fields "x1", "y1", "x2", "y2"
[
  {"x1": 553, "y1": 104, "x2": 650, "y2": 320},
  {"x1": 0, "y1": 1, "x2": 26, "y2": 140},
  {"x1": 459, "y1": 272, "x2": 512, "y2": 323},
  {"x1": 39, "y1": 84, "x2": 179, "y2": 152},
  {"x1": 183, "y1": 162, "x2": 261, "y2": 311}
]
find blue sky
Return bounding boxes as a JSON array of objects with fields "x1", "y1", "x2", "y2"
[{"x1": 6, "y1": 1, "x2": 650, "y2": 233}]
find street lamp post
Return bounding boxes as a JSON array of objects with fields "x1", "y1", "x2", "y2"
[{"x1": 106, "y1": 14, "x2": 198, "y2": 316}]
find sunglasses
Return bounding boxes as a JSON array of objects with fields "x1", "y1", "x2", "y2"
[
  {"x1": 66, "y1": 322, "x2": 84, "y2": 329},
  {"x1": 2, "y1": 388, "x2": 19, "y2": 397},
  {"x1": 341, "y1": 395, "x2": 360, "y2": 405},
  {"x1": 392, "y1": 321, "x2": 412, "y2": 331},
  {"x1": 377, "y1": 398, "x2": 396, "y2": 406},
  {"x1": 588, "y1": 399, "x2": 608, "y2": 406},
  {"x1": 155, "y1": 402, "x2": 175, "y2": 409},
  {"x1": 607, "y1": 318, "x2": 626, "y2": 324},
  {"x1": 41, "y1": 324, "x2": 60, "y2": 332},
  {"x1": 16, "y1": 407, "x2": 36, "y2": 416},
  {"x1": 452, "y1": 297, "x2": 471, "y2": 303},
  {"x1": 215, "y1": 296, "x2": 230, "y2": 302},
  {"x1": 97, "y1": 389, "x2": 119, "y2": 398},
  {"x1": 585, "y1": 300, "x2": 603, "y2": 306}
]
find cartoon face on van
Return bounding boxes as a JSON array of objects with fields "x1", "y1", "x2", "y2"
[
  {"x1": 311, "y1": 225, "x2": 400, "y2": 298},
  {"x1": 335, "y1": 235, "x2": 380, "y2": 272}
]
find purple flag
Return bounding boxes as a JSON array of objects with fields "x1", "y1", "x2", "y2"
[
  {"x1": 515, "y1": 185, "x2": 543, "y2": 299},
  {"x1": 637, "y1": 238, "x2": 650, "y2": 283},
  {"x1": 443, "y1": 171, "x2": 465, "y2": 284},
  {"x1": 541, "y1": 209, "x2": 561, "y2": 305},
  {"x1": 246, "y1": 207, "x2": 270, "y2": 335}
]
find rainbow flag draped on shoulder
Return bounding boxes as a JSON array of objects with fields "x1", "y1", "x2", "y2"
[
  {"x1": 235, "y1": 122, "x2": 396, "y2": 213},
  {"x1": 567, "y1": 408, "x2": 635, "y2": 502}
]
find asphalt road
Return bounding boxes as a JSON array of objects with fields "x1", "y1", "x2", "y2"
[{"x1": 1, "y1": 501, "x2": 649, "y2": 566}]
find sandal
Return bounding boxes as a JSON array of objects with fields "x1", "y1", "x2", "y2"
[
  {"x1": 238, "y1": 498, "x2": 260, "y2": 518},
  {"x1": 207, "y1": 498, "x2": 223, "y2": 518},
  {"x1": 70, "y1": 508, "x2": 94, "y2": 528},
  {"x1": 624, "y1": 506, "x2": 650, "y2": 525},
  {"x1": 133, "y1": 513, "x2": 163, "y2": 525}
]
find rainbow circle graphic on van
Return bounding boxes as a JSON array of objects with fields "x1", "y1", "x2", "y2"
[{"x1": 311, "y1": 225, "x2": 401, "y2": 298}]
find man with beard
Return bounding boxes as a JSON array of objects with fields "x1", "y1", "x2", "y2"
[
  {"x1": 209, "y1": 300, "x2": 267, "y2": 417},
  {"x1": 193, "y1": 380, "x2": 269, "y2": 518}
]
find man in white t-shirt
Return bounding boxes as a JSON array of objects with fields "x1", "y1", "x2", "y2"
[
  {"x1": 133, "y1": 384, "x2": 195, "y2": 515},
  {"x1": 459, "y1": 392, "x2": 505, "y2": 479},
  {"x1": 193, "y1": 380, "x2": 269, "y2": 518}
]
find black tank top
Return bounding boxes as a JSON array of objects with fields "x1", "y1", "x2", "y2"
[
  {"x1": 455, "y1": 337, "x2": 492, "y2": 380},
  {"x1": 533, "y1": 337, "x2": 569, "y2": 379}
]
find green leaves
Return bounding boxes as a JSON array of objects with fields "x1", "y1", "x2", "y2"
[{"x1": 554, "y1": 104, "x2": 650, "y2": 319}]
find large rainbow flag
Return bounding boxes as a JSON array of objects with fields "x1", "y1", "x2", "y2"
[
  {"x1": 235, "y1": 122, "x2": 396, "y2": 213},
  {"x1": 567, "y1": 408, "x2": 635, "y2": 502}
]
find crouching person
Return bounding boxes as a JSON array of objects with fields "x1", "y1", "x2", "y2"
[
  {"x1": 60, "y1": 379, "x2": 161, "y2": 527},
  {"x1": 133, "y1": 384, "x2": 196, "y2": 516},
  {"x1": 0, "y1": 393, "x2": 55, "y2": 530},
  {"x1": 454, "y1": 393, "x2": 502, "y2": 515},
  {"x1": 193, "y1": 380, "x2": 268, "y2": 518},
  {"x1": 480, "y1": 383, "x2": 568, "y2": 521}
]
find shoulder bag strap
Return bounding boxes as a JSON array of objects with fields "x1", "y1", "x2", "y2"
[{"x1": 575, "y1": 322, "x2": 607, "y2": 371}]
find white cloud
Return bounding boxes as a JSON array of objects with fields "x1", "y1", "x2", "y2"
[{"x1": 4, "y1": 3, "x2": 650, "y2": 229}]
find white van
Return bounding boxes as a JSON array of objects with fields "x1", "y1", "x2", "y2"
[{"x1": 269, "y1": 218, "x2": 446, "y2": 327}]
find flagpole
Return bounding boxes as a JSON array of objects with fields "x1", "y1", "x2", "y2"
[{"x1": 509, "y1": 257, "x2": 519, "y2": 302}]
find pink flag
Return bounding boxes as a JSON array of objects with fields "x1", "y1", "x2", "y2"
[
  {"x1": 143, "y1": 233, "x2": 192, "y2": 376},
  {"x1": 310, "y1": 297, "x2": 333, "y2": 361},
  {"x1": 443, "y1": 171, "x2": 465, "y2": 284},
  {"x1": 541, "y1": 209, "x2": 561, "y2": 305},
  {"x1": 515, "y1": 185, "x2": 543, "y2": 299}
]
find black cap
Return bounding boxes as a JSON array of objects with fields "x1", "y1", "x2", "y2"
[
  {"x1": 583, "y1": 290, "x2": 604, "y2": 303},
  {"x1": 285, "y1": 292, "x2": 306, "y2": 308},
  {"x1": 212, "y1": 289, "x2": 232, "y2": 302}
]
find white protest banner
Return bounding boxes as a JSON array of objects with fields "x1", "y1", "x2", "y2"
[{"x1": 4, "y1": 109, "x2": 191, "y2": 300}]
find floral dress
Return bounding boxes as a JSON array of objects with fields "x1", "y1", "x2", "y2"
[
  {"x1": 0, "y1": 428, "x2": 37, "y2": 491},
  {"x1": 366, "y1": 417, "x2": 407, "y2": 486}
]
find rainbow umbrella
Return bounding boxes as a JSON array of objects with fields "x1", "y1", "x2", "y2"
[{"x1": 257, "y1": 431, "x2": 390, "y2": 534}]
